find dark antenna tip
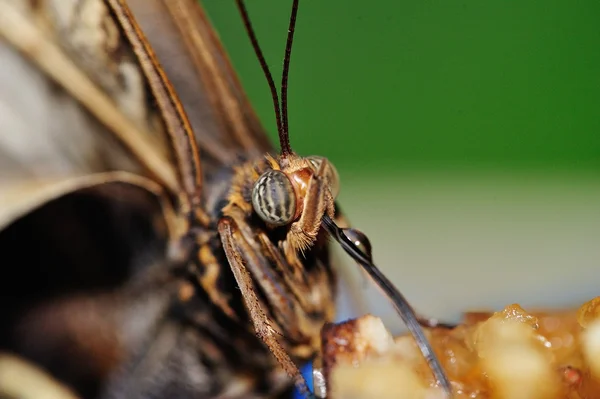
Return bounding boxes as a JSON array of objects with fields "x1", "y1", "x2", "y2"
[{"x1": 321, "y1": 215, "x2": 453, "y2": 397}]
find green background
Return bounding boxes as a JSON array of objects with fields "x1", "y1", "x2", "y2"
[
  {"x1": 204, "y1": 0, "x2": 600, "y2": 174},
  {"x1": 201, "y1": 1, "x2": 600, "y2": 327}
]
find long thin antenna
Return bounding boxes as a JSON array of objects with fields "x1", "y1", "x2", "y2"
[
  {"x1": 280, "y1": 0, "x2": 299, "y2": 138},
  {"x1": 235, "y1": 0, "x2": 292, "y2": 156}
]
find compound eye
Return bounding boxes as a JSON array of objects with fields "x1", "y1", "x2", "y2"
[
  {"x1": 341, "y1": 227, "x2": 373, "y2": 263},
  {"x1": 307, "y1": 156, "x2": 340, "y2": 199},
  {"x1": 307, "y1": 156, "x2": 323, "y2": 171},
  {"x1": 252, "y1": 170, "x2": 297, "y2": 226}
]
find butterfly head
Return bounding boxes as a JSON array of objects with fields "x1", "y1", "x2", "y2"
[{"x1": 250, "y1": 154, "x2": 339, "y2": 252}]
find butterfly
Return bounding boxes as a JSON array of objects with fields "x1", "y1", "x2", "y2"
[{"x1": 0, "y1": 0, "x2": 450, "y2": 397}]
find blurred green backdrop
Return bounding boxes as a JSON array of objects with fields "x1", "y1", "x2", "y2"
[
  {"x1": 204, "y1": 0, "x2": 599, "y2": 174},
  {"x1": 202, "y1": 1, "x2": 600, "y2": 328}
]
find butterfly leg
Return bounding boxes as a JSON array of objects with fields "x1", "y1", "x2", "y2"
[{"x1": 218, "y1": 217, "x2": 313, "y2": 397}]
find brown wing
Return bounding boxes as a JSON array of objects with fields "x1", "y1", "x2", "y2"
[
  {"x1": 0, "y1": 0, "x2": 274, "y2": 231},
  {"x1": 0, "y1": 1, "x2": 276, "y2": 397},
  {"x1": 0, "y1": 2, "x2": 190, "y2": 396},
  {"x1": 124, "y1": 0, "x2": 274, "y2": 169},
  {"x1": 0, "y1": 0, "x2": 180, "y2": 229}
]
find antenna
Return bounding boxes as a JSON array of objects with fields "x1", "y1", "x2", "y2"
[
  {"x1": 281, "y1": 0, "x2": 299, "y2": 137},
  {"x1": 235, "y1": 0, "x2": 298, "y2": 156}
]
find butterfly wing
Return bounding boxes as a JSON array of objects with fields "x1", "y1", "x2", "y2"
[
  {"x1": 0, "y1": 1, "x2": 277, "y2": 398},
  {"x1": 0, "y1": 1, "x2": 193, "y2": 395},
  {"x1": 0, "y1": 0, "x2": 181, "y2": 229},
  {"x1": 125, "y1": 0, "x2": 274, "y2": 169}
]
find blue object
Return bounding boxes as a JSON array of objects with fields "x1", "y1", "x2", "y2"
[{"x1": 292, "y1": 361, "x2": 314, "y2": 399}]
